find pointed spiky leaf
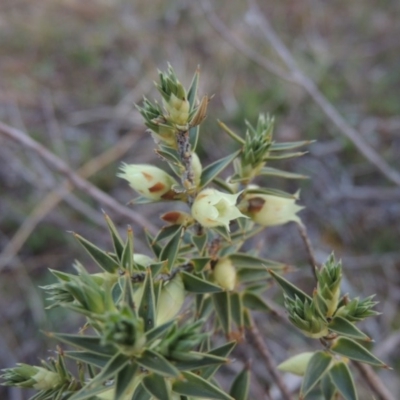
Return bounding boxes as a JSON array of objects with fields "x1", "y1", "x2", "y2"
[
  {"x1": 300, "y1": 351, "x2": 333, "y2": 398},
  {"x1": 229, "y1": 253, "x2": 285, "y2": 269},
  {"x1": 230, "y1": 292, "x2": 244, "y2": 329},
  {"x1": 192, "y1": 232, "x2": 208, "y2": 255},
  {"x1": 212, "y1": 291, "x2": 231, "y2": 335},
  {"x1": 104, "y1": 213, "x2": 124, "y2": 260},
  {"x1": 331, "y1": 337, "x2": 387, "y2": 367},
  {"x1": 73, "y1": 233, "x2": 119, "y2": 273},
  {"x1": 328, "y1": 316, "x2": 370, "y2": 341},
  {"x1": 200, "y1": 150, "x2": 241, "y2": 188},
  {"x1": 269, "y1": 140, "x2": 313, "y2": 151},
  {"x1": 145, "y1": 320, "x2": 175, "y2": 344},
  {"x1": 138, "y1": 269, "x2": 156, "y2": 332},
  {"x1": 143, "y1": 373, "x2": 172, "y2": 400},
  {"x1": 137, "y1": 349, "x2": 180, "y2": 377},
  {"x1": 268, "y1": 269, "x2": 311, "y2": 302},
  {"x1": 329, "y1": 362, "x2": 358, "y2": 400},
  {"x1": 160, "y1": 226, "x2": 183, "y2": 271},
  {"x1": 181, "y1": 271, "x2": 223, "y2": 293},
  {"x1": 115, "y1": 363, "x2": 139, "y2": 400},
  {"x1": 259, "y1": 166, "x2": 308, "y2": 179},
  {"x1": 229, "y1": 366, "x2": 250, "y2": 400},
  {"x1": 47, "y1": 333, "x2": 116, "y2": 356},
  {"x1": 173, "y1": 371, "x2": 233, "y2": 400},
  {"x1": 132, "y1": 382, "x2": 152, "y2": 400},
  {"x1": 321, "y1": 374, "x2": 337, "y2": 400},
  {"x1": 201, "y1": 342, "x2": 236, "y2": 380},
  {"x1": 242, "y1": 292, "x2": 270, "y2": 313},
  {"x1": 64, "y1": 351, "x2": 110, "y2": 368},
  {"x1": 121, "y1": 226, "x2": 134, "y2": 273}
]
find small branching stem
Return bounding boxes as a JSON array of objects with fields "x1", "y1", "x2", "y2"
[
  {"x1": 248, "y1": 322, "x2": 294, "y2": 400},
  {"x1": 177, "y1": 129, "x2": 195, "y2": 201},
  {"x1": 297, "y1": 223, "x2": 318, "y2": 280}
]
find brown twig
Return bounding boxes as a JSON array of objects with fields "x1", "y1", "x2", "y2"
[
  {"x1": 297, "y1": 223, "x2": 319, "y2": 280},
  {"x1": 0, "y1": 121, "x2": 158, "y2": 267},
  {"x1": 201, "y1": 0, "x2": 400, "y2": 187},
  {"x1": 248, "y1": 322, "x2": 294, "y2": 400},
  {"x1": 353, "y1": 362, "x2": 395, "y2": 400}
]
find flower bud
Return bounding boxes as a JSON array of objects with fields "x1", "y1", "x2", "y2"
[
  {"x1": 1, "y1": 364, "x2": 62, "y2": 390},
  {"x1": 156, "y1": 274, "x2": 185, "y2": 326},
  {"x1": 191, "y1": 189, "x2": 247, "y2": 230},
  {"x1": 133, "y1": 253, "x2": 153, "y2": 268},
  {"x1": 316, "y1": 254, "x2": 342, "y2": 317},
  {"x1": 161, "y1": 211, "x2": 194, "y2": 226},
  {"x1": 285, "y1": 295, "x2": 329, "y2": 339},
  {"x1": 163, "y1": 93, "x2": 190, "y2": 126},
  {"x1": 213, "y1": 258, "x2": 236, "y2": 291},
  {"x1": 277, "y1": 352, "x2": 314, "y2": 376},
  {"x1": 191, "y1": 152, "x2": 202, "y2": 187},
  {"x1": 239, "y1": 192, "x2": 303, "y2": 227},
  {"x1": 118, "y1": 163, "x2": 177, "y2": 200}
]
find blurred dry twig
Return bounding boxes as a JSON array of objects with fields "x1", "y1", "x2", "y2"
[{"x1": 0, "y1": 121, "x2": 158, "y2": 270}]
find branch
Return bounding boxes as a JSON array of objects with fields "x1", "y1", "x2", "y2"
[
  {"x1": 248, "y1": 322, "x2": 294, "y2": 400},
  {"x1": 0, "y1": 121, "x2": 158, "y2": 267}
]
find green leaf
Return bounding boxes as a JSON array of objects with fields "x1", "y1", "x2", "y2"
[
  {"x1": 212, "y1": 176, "x2": 236, "y2": 194},
  {"x1": 264, "y1": 151, "x2": 308, "y2": 160},
  {"x1": 268, "y1": 269, "x2": 311, "y2": 302},
  {"x1": 155, "y1": 224, "x2": 183, "y2": 243},
  {"x1": 212, "y1": 291, "x2": 231, "y2": 335},
  {"x1": 217, "y1": 120, "x2": 245, "y2": 145},
  {"x1": 269, "y1": 140, "x2": 313, "y2": 152},
  {"x1": 132, "y1": 382, "x2": 152, "y2": 400},
  {"x1": 212, "y1": 225, "x2": 231, "y2": 242},
  {"x1": 229, "y1": 253, "x2": 285, "y2": 269},
  {"x1": 329, "y1": 362, "x2": 358, "y2": 400},
  {"x1": 174, "y1": 352, "x2": 229, "y2": 371},
  {"x1": 121, "y1": 226, "x2": 134, "y2": 273},
  {"x1": 187, "y1": 68, "x2": 200, "y2": 110},
  {"x1": 137, "y1": 349, "x2": 180, "y2": 377},
  {"x1": 115, "y1": 363, "x2": 139, "y2": 400},
  {"x1": 331, "y1": 337, "x2": 387, "y2": 367},
  {"x1": 192, "y1": 232, "x2": 208, "y2": 255},
  {"x1": 181, "y1": 271, "x2": 223, "y2": 293},
  {"x1": 229, "y1": 366, "x2": 250, "y2": 400},
  {"x1": 67, "y1": 385, "x2": 110, "y2": 400},
  {"x1": 277, "y1": 352, "x2": 314, "y2": 376},
  {"x1": 143, "y1": 373, "x2": 171, "y2": 400},
  {"x1": 145, "y1": 320, "x2": 175, "y2": 343},
  {"x1": 145, "y1": 230, "x2": 162, "y2": 258},
  {"x1": 173, "y1": 371, "x2": 234, "y2": 400},
  {"x1": 69, "y1": 353, "x2": 129, "y2": 400},
  {"x1": 237, "y1": 267, "x2": 271, "y2": 283},
  {"x1": 230, "y1": 292, "x2": 244, "y2": 329},
  {"x1": 196, "y1": 294, "x2": 214, "y2": 320},
  {"x1": 191, "y1": 257, "x2": 211, "y2": 273},
  {"x1": 156, "y1": 146, "x2": 181, "y2": 165},
  {"x1": 103, "y1": 212, "x2": 124, "y2": 260},
  {"x1": 189, "y1": 125, "x2": 199, "y2": 151},
  {"x1": 200, "y1": 150, "x2": 241, "y2": 188},
  {"x1": 321, "y1": 374, "x2": 337, "y2": 400},
  {"x1": 259, "y1": 166, "x2": 308, "y2": 180},
  {"x1": 64, "y1": 351, "x2": 110, "y2": 368},
  {"x1": 73, "y1": 233, "x2": 119, "y2": 273},
  {"x1": 328, "y1": 316, "x2": 371, "y2": 341},
  {"x1": 201, "y1": 342, "x2": 237, "y2": 380},
  {"x1": 47, "y1": 333, "x2": 116, "y2": 355},
  {"x1": 242, "y1": 292, "x2": 270, "y2": 313},
  {"x1": 300, "y1": 351, "x2": 333, "y2": 398},
  {"x1": 160, "y1": 226, "x2": 183, "y2": 271},
  {"x1": 138, "y1": 269, "x2": 156, "y2": 332}
]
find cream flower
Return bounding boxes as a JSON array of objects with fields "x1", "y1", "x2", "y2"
[
  {"x1": 191, "y1": 189, "x2": 247, "y2": 230},
  {"x1": 118, "y1": 163, "x2": 177, "y2": 200},
  {"x1": 240, "y1": 192, "x2": 303, "y2": 227}
]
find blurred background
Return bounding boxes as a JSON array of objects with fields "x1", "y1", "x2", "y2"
[{"x1": 1, "y1": 0, "x2": 399, "y2": 398}]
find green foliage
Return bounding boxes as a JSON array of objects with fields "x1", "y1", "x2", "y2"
[{"x1": 1, "y1": 65, "x2": 387, "y2": 400}]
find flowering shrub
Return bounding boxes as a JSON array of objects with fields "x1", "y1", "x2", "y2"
[{"x1": 1, "y1": 66, "x2": 387, "y2": 400}]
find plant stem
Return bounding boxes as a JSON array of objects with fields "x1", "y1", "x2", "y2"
[
  {"x1": 248, "y1": 322, "x2": 294, "y2": 400},
  {"x1": 177, "y1": 129, "x2": 195, "y2": 201},
  {"x1": 297, "y1": 223, "x2": 318, "y2": 280}
]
